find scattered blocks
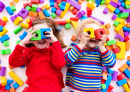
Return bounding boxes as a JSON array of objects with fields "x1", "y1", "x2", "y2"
[
  {"x1": 83, "y1": 28, "x2": 95, "y2": 38},
  {"x1": 31, "y1": 0, "x2": 39, "y2": 4},
  {"x1": 50, "y1": 0, "x2": 54, "y2": 7},
  {"x1": 86, "y1": 1, "x2": 97, "y2": 10},
  {"x1": 3, "y1": 41, "x2": 9, "y2": 46},
  {"x1": 76, "y1": 10, "x2": 86, "y2": 19},
  {"x1": 0, "y1": 34, "x2": 10, "y2": 43},
  {"x1": 122, "y1": 83, "x2": 130, "y2": 92},
  {"x1": 19, "y1": 31, "x2": 27, "y2": 40}
]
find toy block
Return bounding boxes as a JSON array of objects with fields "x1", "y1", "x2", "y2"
[
  {"x1": 13, "y1": 26, "x2": 22, "y2": 34},
  {"x1": 105, "y1": 29, "x2": 110, "y2": 35},
  {"x1": 9, "y1": 65, "x2": 14, "y2": 69},
  {"x1": 2, "y1": 16, "x2": 8, "y2": 22},
  {"x1": 10, "y1": 88, "x2": 16, "y2": 92},
  {"x1": 55, "y1": 21, "x2": 66, "y2": 25},
  {"x1": 112, "y1": 71, "x2": 118, "y2": 81},
  {"x1": 0, "y1": 34, "x2": 10, "y2": 43},
  {"x1": 101, "y1": 79, "x2": 106, "y2": 84},
  {"x1": 81, "y1": 16, "x2": 88, "y2": 21},
  {"x1": 72, "y1": 9, "x2": 78, "y2": 15},
  {"x1": 36, "y1": 7, "x2": 41, "y2": 12},
  {"x1": 105, "y1": 23, "x2": 111, "y2": 29},
  {"x1": 71, "y1": 20, "x2": 78, "y2": 30},
  {"x1": 86, "y1": 1, "x2": 97, "y2": 10},
  {"x1": 30, "y1": 30, "x2": 41, "y2": 41},
  {"x1": 115, "y1": 34, "x2": 124, "y2": 42},
  {"x1": 83, "y1": 28, "x2": 95, "y2": 38},
  {"x1": 116, "y1": 78, "x2": 127, "y2": 86},
  {"x1": 10, "y1": 5, "x2": 16, "y2": 11},
  {"x1": 114, "y1": 24, "x2": 123, "y2": 32},
  {"x1": 56, "y1": 0, "x2": 61, "y2": 4},
  {"x1": 123, "y1": 27, "x2": 130, "y2": 33},
  {"x1": 67, "y1": 0, "x2": 81, "y2": 10},
  {"x1": 6, "y1": 6, "x2": 14, "y2": 15},
  {"x1": 124, "y1": 36, "x2": 129, "y2": 42},
  {"x1": 107, "y1": 68, "x2": 114, "y2": 74},
  {"x1": 127, "y1": 79, "x2": 130, "y2": 88},
  {"x1": 25, "y1": 78, "x2": 29, "y2": 85},
  {"x1": 100, "y1": 0, "x2": 105, "y2": 5},
  {"x1": 122, "y1": 83, "x2": 130, "y2": 92},
  {"x1": 50, "y1": 0, "x2": 54, "y2": 7},
  {"x1": 31, "y1": 4, "x2": 38, "y2": 12},
  {"x1": 40, "y1": 28, "x2": 51, "y2": 39},
  {"x1": 60, "y1": 3, "x2": 70, "y2": 18},
  {"x1": 0, "y1": 27, "x2": 8, "y2": 36},
  {"x1": 113, "y1": 47, "x2": 119, "y2": 54},
  {"x1": 117, "y1": 29, "x2": 124, "y2": 38},
  {"x1": 0, "y1": 19, "x2": 6, "y2": 26},
  {"x1": 119, "y1": 63, "x2": 129, "y2": 72},
  {"x1": 65, "y1": 23, "x2": 71, "y2": 30},
  {"x1": 43, "y1": 9, "x2": 50, "y2": 17},
  {"x1": 111, "y1": 15, "x2": 117, "y2": 20},
  {"x1": 66, "y1": 19, "x2": 70, "y2": 23},
  {"x1": 1, "y1": 49, "x2": 11, "y2": 55},
  {"x1": 76, "y1": 10, "x2": 86, "y2": 19},
  {"x1": 78, "y1": 0, "x2": 82, "y2": 5},
  {"x1": 90, "y1": 15, "x2": 105, "y2": 25},
  {"x1": 14, "y1": 0, "x2": 19, "y2": 3},
  {"x1": 70, "y1": 17, "x2": 78, "y2": 22},
  {"x1": 60, "y1": 1, "x2": 66, "y2": 11},
  {"x1": 106, "y1": 4, "x2": 116, "y2": 13},
  {"x1": 118, "y1": 12, "x2": 129, "y2": 19},
  {"x1": 95, "y1": 0, "x2": 101, "y2": 7},
  {"x1": 102, "y1": 71, "x2": 107, "y2": 80},
  {"x1": 10, "y1": 1, "x2": 15, "y2": 6},
  {"x1": 116, "y1": 41, "x2": 125, "y2": 59},
  {"x1": 103, "y1": 8, "x2": 108, "y2": 14},
  {"x1": 124, "y1": 69, "x2": 130, "y2": 78},
  {"x1": 71, "y1": 35, "x2": 76, "y2": 41},
  {"x1": 22, "y1": 87, "x2": 28, "y2": 92},
  {"x1": 13, "y1": 82, "x2": 19, "y2": 89},
  {"x1": 102, "y1": 75, "x2": 112, "y2": 92},
  {"x1": 128, "y1": 56, "x2": 130, "y2": 61},
  {"x1": 54, "y1": 3, "x2": 60, "y2": 10},
  {"x1": 5, "y1": 85, "x2": 11, "y2": 90},
  {"x1": 51, "y1": 7, "x2": 57, "y2": 13},
  {"x1": 31, "y1": 0, "x2": 39, "y2": 4},
  {"x1": 51, "y1": 13, "x2": 56, "y2": 18},
  {"x1": 21, "y1": 23, "x2": 29, "y2": 29},
  {"x1": 0, "y1": 26, "x2": 3, "y2": 32},
  {"x1": 113, "y1": 21, "x2": 119, "y2": 27},
  {"x1": 14, "y1": 17, "x2": 23, "y2": 25},
  {"x1": 19, "y1": 31, "x2": 27, "y2": 40},
  {"x1": 107, "y1": 85, "x2": 114, "y2": 92},
  {"x1": 114, "y1": 8, "x2": 120, "y2": 15},
  {"x1": 23, "y1": 2, "x2": 32, "y2": 8},
  {"x1": 101, "y1": 84, "x2": 106, "y2": 89},
  {"x1": 10, "y1": 16, "x2": 16, "y2": 22},
  {"x1": 69, "y1": 6, "x2": 74, "y2": 11},
  {"x1": 1, "y1": 76, "x2": 7, "y2": 86},
  {"x1": 9, "y1": 71, "x2": 24, "y2": 86},
  {"x1": 126, "y1": 60, "x2": 130, "y2": 66},
  {"x1": 94, "y1": 28, "x2": 105, "y2": 39},
  {"x1": 25, "y1": 6, "x2": 31, "y2": 11},
  {"x1": 56, "y1": 10, "x2": 62, "y2": 15},
  {"x1": 3, "y1": 41, "x2": 9, "y2": 46},
  {"x1": 38, "y1": 11, "x2": 45, "y2": 19},
  {"x1": 86, "y1": 7, "x2": 92, "y2": 17},
  {"x1": 45, "y1": 4, "x2": 50, "y2": 10},
  {"x1": 111, "y1": 0, "x2": 118, "y2": 3},
  {"x1": 0, "y1": 1, "x2": 5, "y2": 12},
  {"x1": 41, "y1": 5, "x2": 46, "y2": 10},
  {"x1": 5, "y1": 79, "x2": 13, "y2": 90},
  {"x1": 126, "y1": 23, "x2": 130, "y2": 28},
  {"x1": 18, "y1": 8, "x2": 29, "y2": 19},
  {"x1": 106, "y1": 40, "x2": 115, "y2": 46},
  {"x1": 29, "y1": 11, "x2": 38, "y2": 17},
  {"x1": 0, "y1": 67, "x2": 6, "y2": 76}
]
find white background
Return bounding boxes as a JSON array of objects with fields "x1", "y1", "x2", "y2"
[{"x1": 0, "y1": 0, "x2": 129, "y2": 92}]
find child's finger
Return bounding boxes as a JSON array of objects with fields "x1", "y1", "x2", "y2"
[
  {"x1": 49, "y1": 28, "x2": 53, "y2": 34},
  {"x1": 45, "y1": 31, "x2": 51, "y2": 35},
  {"x1": 31, "y1": 33, "x2": 36, "y2": 37},
  {"x1": 44, "y1": 35, "x2": 51, "y2": 37},
  {"x1": 28, "y1": 27, "x2": 32, "y2": 33},
  {"x1": 30, "y1": 30, "x2": 36, "y2": 34}
]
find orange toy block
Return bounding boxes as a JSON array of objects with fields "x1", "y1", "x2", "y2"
[
  {"x1": 127, "y1": 56, "x2": 130, "y2": 61},
  {"x1": 102, "y1": 71, "x2": 107, "y2": 80},
  {"x1": 9, "y1": 65, "x2": 14, "y2": 69},
  {"x1": 10, "y1": 1, "x2": 15, "y2": 6},
  {"x1": 10, "y1": 88, "x2": 16, "y2": 92},
  {"x1": 126, "y1": 41, "x2": 130, "y2": 51},
  {"x1": 78, "y1": 0, "x2": 82, "y2": 5},
  {"x1": 128, "y1": 67, "x2": 130, "y2": 71},
  {"x1": 105, "y1": 29, "x2": 110, "y2": 35},
  {"x1": 69, "y1": 6, "x2": 74, "y2": 12},
  {"x1": 126, "y1": 23, "x2": 130, "y2": 28},
  {"x1": 105, "y1": 23, "x2": 111, "y2": 29},
  {"x1": 38, "y1": 11, "x2": 45, "y2": 19},
  {"x1": 127, "y1": 79, "x2": 130, "y2": 88},
  {"x1": 29, "y1": 11, "x2": 38, "y2": 18},
  {"x1": 118, "y1": 63, "x2": 129, "y2": 72},
  {"x1": 106, "y1": 45, "x2": 114, "y2": 50},
  {"x1": 117, "y1": 28, "x2": 124, "y2": 37},
  {"x1": 112, "y1": 0, "x2": 118, "y2": 3},
  {"x1": 71, "y1": 35, "x2": 76, "y2": 41},
  {"x1": 41, "y1": 5, "x2": 46, "y2": 10}
]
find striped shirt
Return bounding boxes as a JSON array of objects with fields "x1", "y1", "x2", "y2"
[{"x1": 65, "y1": 43, "x2": 116, "y2": 92}]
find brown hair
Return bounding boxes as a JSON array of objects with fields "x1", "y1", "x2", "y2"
[{"x1": 25, "y1": 18, "x2": 67, "y2": 48}]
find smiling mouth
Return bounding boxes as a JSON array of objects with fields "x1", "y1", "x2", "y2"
[
  {"x1": 38, "y1": 39, "x2": 46, "y2": 44},
  {"x1": 89, "y1": 39, "x2": 97, "y2": 43}
]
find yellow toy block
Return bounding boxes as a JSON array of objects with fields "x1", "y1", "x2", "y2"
[
  {"x1": 60, "y1": 3, "x2": 70, "y2": 18},
  {"x1": 122, "y1": 84, "x2": 130, "y2": 92},
  {"x1": 115, "y1": 18, "x2": 125, "y2": 26},
  {"x1": 71, "y1": 20, "x2": 78, "y2": 30},
  {"x1": 116, "y1": 41, "x2": 125, "y2": 60},
  {"x1": 83, "y1": 28, "x2": 95, "y2": 38},
  {"x1": 102, "y1": 25, "x2": 106, "y2": 29},
  {"x1": 86, "y1": 1, "x2": 97, "y2": 10},
  {"x1": 105, "y1": 0, "x2": 111, "y2": 5},
  {"x1": 125, "y1": 1, "x2": 130, "y2": 5},
  {"x1": 1, "y1": 76, "x2": 7, "y2": 86},
  {"x1": 66, "y1": 19, "x2": 70, "y2": 23},
  {"x1": 106, "y1": 4, "x2": 116, "y2": 13},
  {"x1": 114, "y1": 24, "x2": 124, "y2": 32},
  {"x1": 26, "y1": 19, "x2": 30, "y2": 23},
  {"x1": 14, "y1": 17, "x2": 23, "y2": 25},
  {"x1": 9, "y1": 71, "x2": 24, "y2": 86},
  {"x1": 0, "y1": 28, "x2": 8, "y2": 37},
  {"x1": 14, "y1": 0, "x2": 19, "y2": 3},
  {"x1": 21, "y1": 23, "x2": 29, "y2": 29},
  {"x1": 104, "y1": 42, "x2": 107, "y2": 46},
  {"x1": 2, "y1": 16, "x2": 8, "y2": 22},
  {"x1": 45, "y1": 4, "x2": 50, "y2": 10}
]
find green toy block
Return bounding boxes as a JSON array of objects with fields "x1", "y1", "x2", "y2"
[
  {"x1": 101, "y1": 84, "x2": 106, "y2": 89},
  {"x1": 125, "y1": 5, "x2": 130, "y2": 9},
  {"x1": 13, "y1": 26, "x2": 22, "y2": 34},
  {"x1": 100, "y1": 0, "x2": 105, "y2": 5},
  {"x1": 31, "y1": 4, "x2": 38, "y2": 12},
  {"x1": 58, "y1": 3, "x2": 61, "y2": 7},
  {"x1": 51, "y1": 13, "x2": 56, "y2": 18},
  {"x1": 10, "y1": 5, "x2": 16, "y2": 11},
  {"x1": 1, "y1": 49, "x2": 11, "y2": 55},
  {"x1": 113, "y1": 21, "x2": 119, "y2": 27},
  {"x1": 25, "y1": 6, "x2": 31, "y2": 11},
  {"x1": 65, "y1": 23, "x2": 71, "y2": 30},
  {"x1": 3, "y1": 41, "x2": 9, "y2": 46},
  {"x1": 106, "y1": 40, "x2": 116, "y2": 46},
  {"x1": 86, "y1": 0, "x2": 94, "y2": 2},
  {"x1": 16, "y1": 40, "x2": 21, "y2": 45},
  {"x1": 118, "y1": 12, "x2": 129, "y2": 19},
  {"x1": 30, "y1": 30, "x2": 41, "y2": 41}
]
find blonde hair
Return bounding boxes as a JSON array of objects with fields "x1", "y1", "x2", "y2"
[{"x1": 76, "y1": 18, "x2": 102, "y2": 37}]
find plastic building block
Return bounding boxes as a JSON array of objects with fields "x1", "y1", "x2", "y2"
[
  {"x1": 40, "y1": 28, "x2": 51, "y2": 39},
  {"x1": 36, "y1": 7, "x2": 41, "y2": 12},
  {"x1": 10, "y1": 1, "x2": 15, "y2": 6},
  {"x1": 10, "y1": 16, "x2": 16, "y2": 22},
  {"x1": 0, "y1": 1, "x2": 5, "y2": 12},
  {"x1": 21, "y1": 23, "x2": 29, "y2": 29},
  {"x1": 124, "y1": 69, "x2": 130, "y2": 78},
  {"x1": 3, "y1": 41, "x2": 9, "y2": 46},
  {"x1": 45, "y1": 4, "x2": 50, "y2": 10},
  {"x1": 117, "y1": 73, "x2": 126, "y2": 81},
  {"x1": 107, "y1": 85, "x2": 114, "y2": 92},
  {"x1": 105, "y1": 29, "x2": 110, "y2": 35},
  {"x1": 114, "y1": 24, "x2": 123, "y2": 32},
  {"x1": 95, "y1": 0, "x2": 101, "y2": 7},
  {"x1": 10, "y1": 5, "x2": 16, "y2": 11},
  {"x1": 51, "y1": 13, "x2": 56, "y2": 18},
  {"x1": 22, "y1": 87, "x2": 28, "y2": 92},
  {"x1": 6, "y1": 6, "x2": 14, "y2": 15},
  {"x1": 105, "y1": 23, "x2": 111, "y2": 29},
  {"x1": 23, "y1": 2, "x2": 32, "y2": 8},
  {"x1": 51, "y1": 7, "x2": 57, "y2": 13},
  {"x1": 66, "y1": 19, "x2": 70, "y2": 23},
  {"x1": 14, "y1": 17, "x2": 23, "y2": 25},
  {"x1": 16, "y1": 40, "x2": 21, "y2": 45},
  {"x1": 113, "y1": 47, "x2": 119, "y2": 54},
  {"x1": 110, "y1": 1, "x2": 118, "y2": 8},
  {"x1": 31, "y1": 4, "x2": 38, "y2": 12},
  {"x1": 94, "y1": 28, "x2": 105, "y2": 39},
  {"x1": 5, "y1": 79, "x2": 13, "y2": 90},
  {"x1": 102, "y1": 71, "x2": 107, "y2": 80},
  {"x1": 13, "y1": 26, "x2": 22, "y2": 34},
  {"x1": 70, "y1": 17, "x2": 78, "y2": 22},
  {"x1": 65, "y1": 23, "x2": 71, "y2": 30},
  {"x1": 31, "y1": 30, "x2": 41, "y2": 41},
  {"x1": 71, "y1": 35, "x2": 76, "y2": 41},
  {"x1": 55, "y1": 21, "x2": 66, "y2": 25},
  {"x1": 60, "y1": 1, "x2": 66, "y2": 11},
  {"x1": 10, "y1": 88, "x2": 16, "y2": 92},
  {"x1": 106, "y1": 40, "x2": 115, "y2": 46},
  {"x1": 69, "y1": 6, "x2": 74, "y2": 11},
  {"x1": 0, "y1": 34, "x2": 10, "y2": 43},
  {"x1": 1, "y1": 76, "x2": 7, "y2": 86},
  {"x1": 13, "y1": 82, "x2": 19, "y2": 89},
  {"x1": 103, "y1": 8, "x2": 109, "y2": 14},
  {"x1": 31, "y1": 0, "x2": 39, "y2": 4},
  {"x1": 115, "y1": 34, "x2": 124, "y2": 42},
  {"x1": 117, "y1": 29, "x2": 124, "y2": 37},
  {"x1": 60, "y1": 3, "x2": 70, "y2": 18},
  {"x1": 122, "y1": 83, "x2": 130, "y2": 92},
  {"x1": 106, "y1": 4, "x2": 116, "y2": 13},
  {"x1": 127, "y1": 60, "x2": 130, "y2": 66},
  {"x1": 1, "y1": 49, "x2": 11, "y2": 55},
  {"x1": 5, "y1": 85, "x2": 11, "y2": 90},
  {"x1": 72, "y1": 9, "x2": 78, "y2": 15},
  {"x1": 111, "y1": 15, "x2": 117, "y2": 20},
  {"x1": 50, "y1": 0, "x2": 54, "y2": 7},
  {"x1": 113, "y1": 21, "x2": 119, "y2": 27},
  {"x1": 119, "y1": 63, "x2": 129, "y2": 72},
  {"x1": 2, "y1": 16, "x2": 8, "y2": 22},
  {"x1": 124, "y1": 36, "x2": 129, "y2": 42},
  {"x1": 114, "y1": 8, "x2": 120, "y2": 15},
  {"x1": 0, "y1": 26, "x2": 3, "y2": 32},
  {"x1": 38, "y1": 11, "x2": 45, "y2": 19},
  {"x1": 18, "y1": 8, "x2": 29, "y2": 19},
  {"x1": 81, "y1": 16, "x2": 88, "y2": 21},
  {"x1": 107, "y1": 68, "x2": 114, "y2": 74},
  {"x1": 0, "y1": 67, "x2": 6, "y2": 76},
  {"x1": 56, "y1": 10, "x2": 62, "y2": 15},
  {"x1": 67, "y1": 0, "x2": 81, "y2": 10},
  {"x1": 25, "y1": 6, "x2": 31, "y2": 11},
  {"x1": 126, "y1": 23, "x2": 130, "y2": 28},
  {"x1": 29, "y1": 11, "x2": 38, "y2": 17},
  {"x1": 90, "y1": 15, "x2": 105, "y2": 25},
  {"x1": 0, "y1": 27, "x2": 8, "y2": 36},
  {"x1": 118, "y1": 12, "x2": 129, "y2": 19},
  {"x1": 101, "y1": 84, "x2": 106, "y2": 89},
  {"x1": 14, "y1": 0, "x2": 19, "y2": 3},
  {"x1": 127, "y1": 79, "x2": 130, "y2": 88},
  {"x1": 0, "y1": 19, "x2": 6, "y2": 26},
  {"x1": 71, "y1": 20, "x2": 78, "y2": 30},
  {"x1": 41, "y1": 5, "x2": 45, "y2": 10},
  {"x1": 76, "y1": 10, "x2": 86, "y2": 19},
  {"x1": 86, "y1": 7, "x2": 92, "y2": 17},
  {"x1": 112, "y1": 71, "x2": 118, "y2": 81},
  {"x1": 83, "y1": 28, "x2": 95, "y2": 38},
  {"x1": 116, "y1": 78, "x2": 127, "y2": 86},
  {"x1": 19, "y1": 31, "x2": 27, "y2": 40},
  {"x1": 123, "y1": 27, "x2": 130, "y2": 33},
  {"x1": 127, "y1": 56, "x2": 130, "y2": 61},
  {"x1": 43, "y1": 9, "x2": 50, "y2": 17},
  {"x1": 86, "y1": 1, "x2": 97, "y2": 10}
]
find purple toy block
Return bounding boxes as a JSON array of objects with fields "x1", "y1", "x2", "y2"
[
  {"x1": 127, "y1": 13, "x2": 130, "y2": 23},
  {"x1": 124, "y1": 32, "x2": 129, "y2": 37},
  {"x1": 36, "y1": 7, "x2": 41, "y2": 12},
  {"x1": 67, "y1": 0, "x2": 81, "y2": 10},
  {"x1": 90, "y1": 15, "x2": 105, "y2": 25},
  {"x1": 115, "y1": 34, "x2": 124, "y2": 42},
  {"x1": 118, "y1": 6, "x2": 124, "y2": 11},
  {"x1": 122, "y1": 9, "x2": 127, "y2": 13},
  {"x1": 18, "y1": 8, "x2": 29, "y2": 19},
  {"x1": 56, "y1": 10, "x2": 62, "y2": 15},
  {"x1": 110, "y1": 1, "x2": 118, "y2": 8},
  {"x1": 15, "y1": 14, "x2": 19, "y2": 18},
  {"x1": 0, "y1": 67, "x2": 6, "y2": 76},
  {"x1": 127, "y1": 9, "x2": 130, "y2": 12},
  {"x1": 112, "y1": 71, "x2": 118, "y2": 81},
  {"x1": 111, "y1": 15, "x2": 117, "y2": 20},
  {"x1": 10, "y1": 16, "x2": 16, "y2": 22},
  {"x1": 54, "y1": 0, "x2": 57, "y2": 1},
  {"x1": 103, "y1": 8, "x2": 109, "y2": 14},
  {"x1": 76, "y1": 10, "x2": 86, "y2": 19},
  {"x1": 0, "y1": 1, "x2": 5, "y2": 12},
  {"x1": 117, "y1": 1, "x2": 121, "y2": 6},
  {"x1": 39, "y1": 0, "x2": 44, "y2": 3},
  {"x1": 103, "y1": 66, "x2": 106, "y2": 70}
]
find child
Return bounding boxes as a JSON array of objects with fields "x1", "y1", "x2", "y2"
[
  {"x1": 65, "y1": 18, "x2": 116, "y2": 92},
  {"x1": 9, "y1": 18, "x2": 67, "y2": 92}
]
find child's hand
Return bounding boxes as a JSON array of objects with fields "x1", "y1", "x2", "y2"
[
  {"x1": 19, "y1": 27, "x2": 36, "y2": 47},
  {"x1": 44, "y1": 28, "x2": 58, "y2": 43},
  {"x1": 98, "y1": 34, "x2": 108, "y2": 47},
  {"x1": 77, "y1": 32, "x2": 90, "y2": 50}
]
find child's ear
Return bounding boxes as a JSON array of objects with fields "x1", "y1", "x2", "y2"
[{"x1": 77, "y1": 33, "x2": 81, "y2": 40}]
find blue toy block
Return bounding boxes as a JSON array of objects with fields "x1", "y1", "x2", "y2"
[
  {"x1": 95, "y1": 0, "x2": 101, "y2": 7},
  {"x1": 43, "y1": 9, "x2": 50, "y2": 17},
  {"x1": 0, "y1": 26, "x2": 3, "y2": 32},
  {"x1": 119, "y1": 0, "x2": 123, "y2": 1},
  {"x1": 0, "y1": 1, "x2": 5, "y2": 12},
  {"x1": 19, "y1": 31, "x2": 27, "y2": 40},
  {"x1": 126, "y1": 61, "x2": 130, "y2": 66},
  {"x1": 114, "y1": 8, "x2": 120, "y2": 15},
  {"x1": 40, "y1": 28, "x2": 51, "y2": 39},
  {"x1": 0, "y1": 34, "x2": 10, "y2": 43},
  {"x1": 121, "y1": 2, "x2": 125, "y2": 7},
  {"x1": 13, "y1": 82, "x2": 19, "y2": 89},
  {"x1": 7, "y1": 79, "x2": 13, "y2": 84},
  {"x1": 81, "y1": 16, "x2": 88, "y2": 21},
  {"x1": 60, "y1": 1, "x2": 66, "y2": 11},
  {"x1": 50, "y1": 0, "x2": 54, "y2": 7},
  {"x1": 123, "y1": 27, "x2": 130, "y2": 33},
  {"x1": 102, "y1": 75, "x2": 112, "y2": 92},
  {"x1": 20, "y1": 65, "x2": 25, "y2": 68},
  {"x1": 107, "y1": 68, "x2": 114, "y2": 74},
  {"x1": 5, "y1": 85, "x2": 11, "y2": 90},
  {"x1": 51, "y1": 7, "x2": 57, "y2": 13},
  {"x1": 6, "y1": 6, "x2": 14, "y2": 15},
  {"x1": 5, "y1": 79, "x2": 13, "y2": 90},
  {"x1": 116, "y1": 78, "x2": 127, "y2": 86},
  {"x1": 124, "y1": 69, "x2": 130, "y2": 78}
]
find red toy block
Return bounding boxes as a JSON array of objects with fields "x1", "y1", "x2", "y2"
[
  {"x1": 56, "y1": 0, "x2": 61, "y2": 4},
  {"x1": 0, "y1": 84, "x2": 5, "y2": 92},
  {"x1": 70, "y1": 17, "x2": 78, "y2": 21},
  {"x1": 25, "y1": 78, "x2": 29, "y2": 85},
  {"x1": 0, "y1": 19, "x2": 6, "y2": 26},
  {"x1": 28, "y1": 21, "x2": 32, "y2": 28},
  {"x1": 117, "y1": 73, "x2": 126, "y2": 81},
  {"x1": 72, "y1": 9, "x2": 78, "y2": 15},
  {"x1": 4, "y1": 90, "x2": 10, "y2": 92},
  {"x1": 31, "y1": 0, "x2": 39, "y2": 4},
  {"x1": 55, "y1": 21, "x2": 66, "y2": 25},
  {"x1": 113, "y1": 47, "x2": 119, "y2": 54},
  {"x1": 23, "y1": 2, "x2": 32, "y2": 8},
  {"x1": 22, "y1": 87, "x2": 28, "y2": 92},
  {"x1": 62, "y1": 0, "x2": 66, "y2": 1},
  {"x1": 94, "y1": 28, "x2": 105, "y2": 39},
  {"x1": 86, "y1": 7, "x2": 92, "y2": 17},
  {"x1": 107, "y1": 85, "x2": 114, "y2": 92},
  {"x1": 106, "y1": 38, "x2": 109, "y2": 41},
  {"x1": 125, "y1": 36, "x2": 129, "y2": 42},
  {"x1": 54, "y1": 3, "x2": 60, "y2": 10},
  {"x1": 101, "y1": 79, "x2": 106, "y2": 84}
]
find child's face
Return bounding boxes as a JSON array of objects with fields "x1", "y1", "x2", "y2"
[{"x1": 32, "y1": 23, "x2": 51, "y2": 49}]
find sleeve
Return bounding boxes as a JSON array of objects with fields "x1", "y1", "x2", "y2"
[
  {"x1": 65, "y1": 44, "x2": 82, "y2": 66},
  {"x1": 50, "y1": 41, "x2": 66, "y2": 68},
  {"x1": 100, "y1": 50, "x2": 116, "y2": 68},
  {"x1": 9, "y1": 44, "x2": 29, "y2": 67}
]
